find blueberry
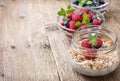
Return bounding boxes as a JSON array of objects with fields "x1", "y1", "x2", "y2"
[
  {"x1": 64, "y1": 18, "x2": 71, "y2": 27},
  {"x1": 101, "y1": 45, "x2": 107, "y2": 49},
  {"x1": 100, "y1": 18, "x2": 104, "y2": 23},
  {"x1": 93, "y1": 1, "x2": 100, "y2": 6},
  {"x1": 92, "y1": 16, "x2": 97, "y2": 20},
  {"x1": 79, "y1": 12, "x2": 83, "y2": 16},
  {"x1": 64, "y1": 21, "x2": 68, "y2": 27},
  {"x1": 72, "y1": 0, "x2": 79, "y2": 5},
  {"x1": 99, "y1": 0, "x2": 105, "y2": 4},
  {"x1": 98, "y1": 45, "x2": 107, "y2": 50}
]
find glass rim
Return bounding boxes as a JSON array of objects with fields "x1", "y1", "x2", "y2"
[
  {"x1": 71, "y1": 26, "x2": 118, "y2": 54},
  {"x1": 57, "y1": 7, "x2": 105, "y2": 32},
  {"x1": 71, "y1": 0, "x2": 111, "y2": 9}
]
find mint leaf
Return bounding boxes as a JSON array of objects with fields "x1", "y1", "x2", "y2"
[
  {"x1": 78, "y1": 0, "x2": 88, "y2": 7},
  {"x1": 90, "y1": 40, "x2": 98, "y2": 46},
  {"x1": 75, "y1": 21, "x2": 81, "y2": 27},
  {"x1": 67, "y1": 5, "x2": 71, "y2": 9},
  {"x1": 88, "y1": 35, "x2": 98, "y2": 46},
  {"x1": 78, "y1": 3, "x2": 84, "y2": 7},
  {"x1": 86, "y1": 1, "x2": 92, "y2": 4},
  {"x1": 66, "y1": 9, "x2": 74, "y2": 14},
  {"x1": 81, "y1": 0, "x2": 87, "y2": 4},
  {"x1": 58, "y1": 8, "x2": 66, "y2": 16},
  {"x1": 57, "y1": 5, "x2": 74, "y2": 21},
  {"x1": 82, "y1": 12, "x2": 90, "y2": 25},
  {"x1": 78, "y1": 0, "x2": 82, "y2": 3}
]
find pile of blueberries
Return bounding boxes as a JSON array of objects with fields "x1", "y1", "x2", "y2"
[{"x1": 72, "y1": 0, "x2": 105, "y2": 7}]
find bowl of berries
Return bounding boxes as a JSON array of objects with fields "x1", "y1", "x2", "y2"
[
  {"x1": 69, "y1": 26, "x2": 119, "y2": 76},
  {"x1": 71, "y1": 0, "x2": 111, "y2": 14},
  {"x1": 57, "y1": 5, "x2": 105, "y2": 38}
]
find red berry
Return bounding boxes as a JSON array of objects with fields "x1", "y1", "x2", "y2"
[
  {"x1": 87, "y1": 13, "x2": 94, "y2": 20},
  {"x1": 81, "y1": 39, "x2": 92, "y2": 48},
  {"x1": 69, "y1": 20, "x2": 77, "y2": 30},
  {"x1": 84, "y1": 54, "x2": 96, "y2": 60},
  {"x1": 79, "y1": 9, "x2": 89, "y2": 14},
  {"x1": 60, "y1": 21, "x2": 65, "y2": 26},
  {"x1": 72, "y1": 13, "x2": 83, "y2": 22},
  {"x1": 92, "y1": 19, "x2": 102, "y2": 25},
  {"x1": 67, "y1": 13, "x2": 74, "y2": 19},
  {"x1": 84, "y1": 55, "x2": 92, "y2": 60},
  {"x1": 94, "y1": 38, "x2": 103, "y2": 48}
]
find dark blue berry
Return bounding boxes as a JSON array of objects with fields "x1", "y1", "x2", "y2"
[
  {"x1": 99, "y1": 0, "x2": 105, "y2": 4},
  {"x1": 101, "y1": 45, "x2": 107, "y2": 48},
  {"x1": 64, "y1": 21, "x2": 68, "y2": 27},
  {"x1": 100, "y1": 18, "x2": 104, "y2": 23},
  {"x1": 93, "y1": 1, "x2": 100, "y2": 6},
  {"x1": 64, "y1": 18, "x2": 71, "y2": 27},
  {"x1": 79, "y1": 12, "x2": 83, "y2": 16},
  {"x1": 72, "y1": 0, "x2": 79, "y2": 5},
  {"x1": 92, "y1": 16, "x2": 97, "y2": 20},
  {"x1": 99, "y1": 45, "x2": 107, "y2": 50}
]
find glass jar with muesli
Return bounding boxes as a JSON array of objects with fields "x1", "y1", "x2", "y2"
[{"x1": 69, "y1": 26, "x2": 119, "y2": 76}]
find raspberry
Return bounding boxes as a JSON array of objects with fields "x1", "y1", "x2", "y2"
[
  {"x1": 60, "y1": 21, "x2": 65, "y2": 26},
  {"x1": 94, "y1": 38, "x2": 103, "y2": 48},
  {"x1": 92, "y1": 19, "x2": 102, "y2": 25},
  {"x1": 69, "y1": 20, "x2": 77, "y2": 30},
  {"x1": 67, "y1": 13, "x2": 74, "y2": 19},
  {"x1": 81, "y1": 39, "x2": 92, "y2": 48},
  {"x1": 79, "y1": 9, "x2": 89, "y2": 14},
  {"x1": 87, "y1": 13, "x2": 94, "y2": 20},
  {"x1": 72, "y1": 13, "x2": 83, "y2": 22}
]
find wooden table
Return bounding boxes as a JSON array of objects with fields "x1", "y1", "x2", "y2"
[{"x1": 0, "y1": 0, "x2": 120, "y2": 81}]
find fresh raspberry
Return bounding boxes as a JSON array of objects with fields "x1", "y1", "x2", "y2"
[
  {"x1": 81, "y1": 39, "x2": 92, "y2": 48},
  {"x1": 79, "y1": 9, "x2": 89, "y2": 14},
  {"x1": 84, "y1": 54, "x2": 96, "y2": 60},
  {"x1": 87, "y1": 13, "x2": 94, "y2": 20},
  {"x1": 69, "y1": 20, "x2": 77, "y2": 30},
  {"x1": 60, "y1": 21, "x2": 65, "y2": 26},
  {"x1": 94, "y1": 38, "x2": 103, "y2": 48},
  {"x1": 67, "y1": 13, "x2": 74, "y2": 19},
  {"x1": 92, "y1": 19, "x2": 102, "y2": 25},
  {"x1": 84, "y1": 55, "x2": 92, "y2": 60},
  {"x1": 72, "y1": 13, "x2": 83, "y2": 22}
]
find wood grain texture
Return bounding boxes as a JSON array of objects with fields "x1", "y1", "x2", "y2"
[
  {"x1": 0, "y1": 0, "x2": 120, "y2": 81},
  {"x1": 0, "y1": 0, "x2": 65, "y2": 81}
]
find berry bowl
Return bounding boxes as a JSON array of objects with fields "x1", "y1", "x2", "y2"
[
  {"x1": 57, "y1": 6, "x2": 105, "y2": 39},
  {"x1": 69, "y1": 26, "x2": 119, "y2": 76},
  {"x1": 71, "y1": 0, "x2": 111, "y2": 14}
]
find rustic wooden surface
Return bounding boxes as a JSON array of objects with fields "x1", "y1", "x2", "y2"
[{"x1": 0, "y1": 0, "x2": 120, "y2": 81}]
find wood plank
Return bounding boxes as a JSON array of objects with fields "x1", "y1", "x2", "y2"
[{"x1": 0, "y1": 0, "x2": 60, "y2": 81}]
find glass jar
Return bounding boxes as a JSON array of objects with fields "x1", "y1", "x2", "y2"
[
  {"x1": 71, "y1": 0, "x2": 111, "y2": 14},
  {"x1": 69, "y1": 26, "x2": 119, "y2": 76},
  {"x1": 57, "y1": 8, "x2": 105, "y2": 39}
]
